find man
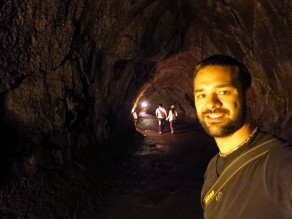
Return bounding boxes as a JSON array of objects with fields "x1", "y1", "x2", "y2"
[
  {"x1": 193, "y1": 55, "x2": 292, "y2": 218},
  {"x1": 155, "y1": 103, "x2": 167, "y2": 134}
]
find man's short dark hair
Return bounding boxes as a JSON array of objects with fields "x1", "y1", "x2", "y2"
[{"x1": 194, "y1": 55, "x2": 252, "y2": 92}]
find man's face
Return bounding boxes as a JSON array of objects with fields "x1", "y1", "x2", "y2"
[{"x1": 193, "y1": 66, "x2": 247, "y2": 137}]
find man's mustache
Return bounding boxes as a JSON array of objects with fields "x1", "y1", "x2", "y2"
[{"x1": 202, "y1": 108, "x2": 230, "y2": 115}]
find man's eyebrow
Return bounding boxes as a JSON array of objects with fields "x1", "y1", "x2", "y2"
[
  {"x1": 194, "y1": 83, "x2": 234, "y2": 93},
  {"x1": 194, "y1": 88, "x2": 204, "y2": 93},
  {"x1": 216, "y1": 83, "x2": 234, "y2": 88}
]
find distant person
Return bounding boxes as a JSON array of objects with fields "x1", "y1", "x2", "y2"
[
  {"x1": 155, "y1": 104, "x2": 167, "y2": 134},
  {"x1": 193, "y1": 54, "x2": 292, "y2": 219},
  {"x1": 166, "y1": 105, "x2": 178, "y2": 134},
  {"x1": 131, "y1": 107, "x2": 139, "y2": 125}
]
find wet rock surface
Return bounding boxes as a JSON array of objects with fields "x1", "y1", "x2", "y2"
[{"x1": 95, "y1": 114, "x2": 217, "y2": 219}]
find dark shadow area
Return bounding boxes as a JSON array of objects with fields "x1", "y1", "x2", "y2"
[
  {"x1": 0, "y1": 94, "x2": 140, "y2": 218},
  {"x1": 95, "y1": 113, "x2": 217, "y2": 219},
  {"x1": 0, "y1": 94, "x2": 29, "y2": 186},
  {"x1": 0, "y1": 90, "x2": 217, "y2": 219},
  {"x1": 0, "y1": 122, "x2": 23, "y2": 185}
]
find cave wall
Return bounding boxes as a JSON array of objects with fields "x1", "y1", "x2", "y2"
[
  {"x1": 0, "y1": 0, "x2": 194, "y2": 217},
  {"x1": 142, "y1": 0, "x2": 292, "y2": 140},
  {"x1": 0, "y1": 0, "x2": 291, "y2": 217}
]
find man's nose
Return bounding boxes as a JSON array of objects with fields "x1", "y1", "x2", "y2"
[{"x1": 205, "y1": 93, "x2": 222, "y2": 109}]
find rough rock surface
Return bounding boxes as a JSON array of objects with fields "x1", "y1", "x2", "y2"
[{"x1": 0, "y1": 0, "x2": 291, "y2": 217}]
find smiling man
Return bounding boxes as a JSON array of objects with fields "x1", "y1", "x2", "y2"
[{"x1": 193, "y1": 55, "x2": 292, "y2": 219}]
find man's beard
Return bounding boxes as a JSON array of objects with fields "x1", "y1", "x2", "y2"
[{"x1": 198, "y1": 104, "x2": 247, "y2": 138}]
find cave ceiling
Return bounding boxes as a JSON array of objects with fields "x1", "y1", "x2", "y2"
[
  {"x1": 0, "y1": 0, "x2": 291, "y2": 137},
  {"x1": 0, "y1": 0, "x2": 291, "y2": 217},
  {"x1": 0, "y1": 0, "x2": 291, "y2": 138}
]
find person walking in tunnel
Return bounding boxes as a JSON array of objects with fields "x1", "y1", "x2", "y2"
[
  {"x1": 131, "y1": 107, "x2": 139, "y2": 125},
  {"x1": 155, "y1": 103, "x2": 167, "y2": 134},
  {"x1": 193, "y1": 54, "x2": 292, "y2": 219},
  {"x1": 166, "y1": 105, "x2": 178, "y2": 134}
]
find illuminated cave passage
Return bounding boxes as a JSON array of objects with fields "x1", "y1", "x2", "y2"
[
  {"x1": 133, "y1": 51, "x2": 197, "y2": 118},
  {"x1": 0, "y1": 0, "x2": 291, "y2": 218}
]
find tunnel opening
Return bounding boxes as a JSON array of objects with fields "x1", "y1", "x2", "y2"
[{"x1": 130, "y1": 50, "x2": 201, "y2": 130}]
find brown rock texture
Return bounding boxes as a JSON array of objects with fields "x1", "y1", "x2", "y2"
[{"x1": 0, "y1": 0, "x2": 291, "y2": 217}]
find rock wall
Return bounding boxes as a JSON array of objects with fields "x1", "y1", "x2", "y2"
[{"x1": 0, "y1": 0, "x2": 291, "y2": 217}]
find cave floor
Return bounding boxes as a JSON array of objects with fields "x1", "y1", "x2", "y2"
[{"x1": 96, "y1": 113, "x2": 217, "y2": 219}]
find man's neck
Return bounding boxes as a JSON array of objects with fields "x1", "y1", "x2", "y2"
[{"x1": 215, "y1": 124, "x2": 256, "y2": 156}]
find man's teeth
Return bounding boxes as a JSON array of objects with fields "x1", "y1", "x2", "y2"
[{"x1": 208, "y1": 114, "x2": 223, "y2": 118}]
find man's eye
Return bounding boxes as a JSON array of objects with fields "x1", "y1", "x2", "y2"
[
  {"x1": 197, "y1": 94, "x2": 206, "y2": 99},
  {"x1": 218, "y1": 90, "x2": 230, "y2": 95}
]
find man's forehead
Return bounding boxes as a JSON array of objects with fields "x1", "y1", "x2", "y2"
[{"x1": 195, "y1": 66, "x2": 238, "y2": 82}]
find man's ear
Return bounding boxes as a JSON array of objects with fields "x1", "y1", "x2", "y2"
[{"x1": 245, "y1": 87, "x2": 254, "y2": 106}]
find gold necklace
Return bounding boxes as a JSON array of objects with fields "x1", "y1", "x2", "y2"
[{"x1": 219, "y1": 127, "x2": 258, "y2": 157}]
